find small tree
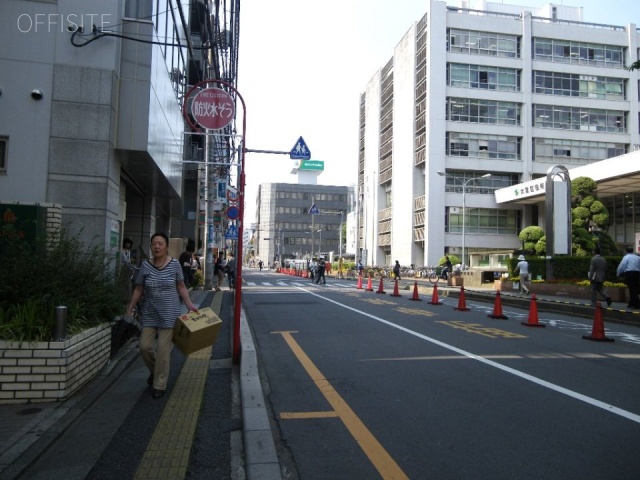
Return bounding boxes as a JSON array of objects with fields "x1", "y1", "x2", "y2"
[
  {"x1": 518, "y1": 226, "x2": 545, "y2": 253},
  {"x1": 570, "y1": 176, "x2": 617, "y2": 255}
]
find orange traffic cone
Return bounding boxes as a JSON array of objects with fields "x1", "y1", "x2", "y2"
[
  {"x1": 376, "y1": 277, "x2": 386, "y2": 294},
  {"x1": 428, "y1": 284, "x2": 443, "y2": 305},
  {"x1": 488, "y1": 291, "x2": 508, "y2": 319},
  {"x1": 390, "y1": 279, "x2": 401, "y2": 297},
  {"x1": 365, "y1": 276, "x2": 374, "y2": 292},
  {"x1": 409, "y1": 281, "x2": 422, "y2": 301},
  {"x1": 521, "y1": 294, "x2": 545, "y2": 327},
  {"x1": 356, "y1": 275, "x2": 363, "y2": 289},
  {"x1": 583, "y1": 302, "x2": 614, "y2": 342},
  {"x1": 454, "y1": 286, "x2": 470, "y2": 311}
]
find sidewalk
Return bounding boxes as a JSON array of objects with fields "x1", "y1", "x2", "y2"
[{"x1": 0, "y1": 288, "x2": 281, "y2": 480}]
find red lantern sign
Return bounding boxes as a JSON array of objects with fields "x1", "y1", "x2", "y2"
[{"x1": 190, "y1": 88, "x2": 235, "y2": 130}]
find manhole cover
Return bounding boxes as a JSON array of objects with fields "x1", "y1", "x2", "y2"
[{"x1": 17, "y1": 408, "x2": 42, "y2": 415}]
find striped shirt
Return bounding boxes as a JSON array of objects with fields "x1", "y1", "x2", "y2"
[{"x1": 133, "y1": 258, "x2": 184, "y2": 328}]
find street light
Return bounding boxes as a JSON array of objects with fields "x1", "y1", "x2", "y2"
[
  {"x1": 316, "y1": 228, "x2": 322, "y2": 257},
  {"x1": 437, "y1": 171, "x2": 492, "y2": 269}
]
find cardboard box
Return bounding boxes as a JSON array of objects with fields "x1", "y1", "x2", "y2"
[{"x1": 173, "y1": 307, "x2": 222, "y2": 356}]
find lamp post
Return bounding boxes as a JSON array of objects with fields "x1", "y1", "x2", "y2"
[
  {"x1": 316, "y1": 228, "x2": 322, "y2": 257},
  {"x1": 437, "y1": 171, "x2": 491, "y2": 269}
]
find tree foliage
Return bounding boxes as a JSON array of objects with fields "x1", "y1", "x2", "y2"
[{"x1": 516, "y1": 176, "x2": 619, "y2": 257}]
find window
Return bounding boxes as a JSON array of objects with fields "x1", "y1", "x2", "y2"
[
  {"x1": 449, "y1": 64, "x2": 519, "y2": 92},
  {"x1": 534, "y1": 138, "x2": 626, "y2": 164},
  {"x1": 447, "y1": 132, "x2": 520, "y2": 160},
  {"x1": 447, "y1": 97, "x2": 520, "y2": 125},
  {"x1": 444, "y1": 207, "x2": 519, "y2": 235},
  {"x1": 0, "y1": 138, "x2": 6, "y2": 174},
  {"x1": 533, "y1": 38, "x2": 624, "y2": 68},
  {"x1": 533, "y1": 104, "x2": 626, "y2": 133},
  {"x1": 448, "y1": 29, "x2": 519, "y2": 58}
]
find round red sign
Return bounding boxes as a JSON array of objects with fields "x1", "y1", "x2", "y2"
[{"x1": 190, "y1": 88, "x2": 235, "y2": 130}]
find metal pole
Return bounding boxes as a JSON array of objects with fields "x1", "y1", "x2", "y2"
[
  {"x1": 339, "y1": 210, "x2": 343, "y2": 260},
  {"x1": 462, "y1": 184, "x2": 466, "y2": 270}
]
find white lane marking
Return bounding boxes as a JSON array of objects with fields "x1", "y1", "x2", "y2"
[{"x1": 295, "y1": 286, "x2": 640, "y2": 425}]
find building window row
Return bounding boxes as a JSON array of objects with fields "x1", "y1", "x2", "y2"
[
  {"x1": 441, "y1": 170, "x2": 517, "y2": 193},
  {"x1": 273, "y1": 223, "x2": 335, "y2": 231},
  {"x1": 447, "y1": 132, "x2": 520, "y2": 160},
  {"x1": 275, "y1": 192, "x2": 346, "y2": 202},
  {"x1": 444, "y1": 207, "x2": 520, "y2": 235},
  {"x1": 448, "y1": 29, "x2": 519, "y2": 58},
  {"x1": 284, "y1": 237, "x2": 338, "y2": 247},
  {"x1": 534, "y1": 105, "x2": 626, "y2": 132},
  {"x1": 448, "y1": 63, "x2": 520, "y2": 91},
  {"x1": 534, "y1": 138, "x2": 626, "y2": 165},
  {"x1": 447, "y1": 97, "x2": 520, "y2": 125},
  {"x1": 533, "y1": 38, "x2": 624, "y2": 68},
  {"x1": 534, "y1": 71, "x2": 625, "y2": 100}
]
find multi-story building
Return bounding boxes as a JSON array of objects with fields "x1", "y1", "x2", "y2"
[
  {"x1": 255, "y1": 183, "x2": 351, "y2": 266},
  {"x1": 357, "y1": 0, "x2": 640, "y2": 268},
  {"x1": 0, "y1": 0, "x2": 239, "y2": 266}
]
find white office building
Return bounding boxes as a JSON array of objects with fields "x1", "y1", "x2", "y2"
[{"x1": 357, "y1": 0, "x2": 640, "y2": 269}]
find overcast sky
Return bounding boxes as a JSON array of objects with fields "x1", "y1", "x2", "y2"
[{"x1": 237, "y1": 0, "x2": 638, "y2": 224}]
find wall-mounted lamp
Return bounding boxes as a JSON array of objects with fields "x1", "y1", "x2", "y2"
[{"x1": 31, "y1": 89, "x2": 44, "y2": 100}]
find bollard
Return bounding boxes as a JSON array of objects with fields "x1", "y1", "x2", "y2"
[{"x1": 54, "y1": 305, "x2": 68, "y2": 340}]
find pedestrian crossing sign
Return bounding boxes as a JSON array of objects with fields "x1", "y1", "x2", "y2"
[
  {"x1": 290, "y1": 136, "x2": 311, "y2": 160},
  {"x1": 308, "y1": 203, "x2": 319, "y2": 215}
]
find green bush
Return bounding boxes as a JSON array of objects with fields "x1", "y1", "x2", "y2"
[{"x1": 0, "y1": 227, "x2": 122, "y2": 341}]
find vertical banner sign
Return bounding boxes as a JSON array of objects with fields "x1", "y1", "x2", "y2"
[{"x1": 217, "y1": 180, "x2": 227, "y2": 201}]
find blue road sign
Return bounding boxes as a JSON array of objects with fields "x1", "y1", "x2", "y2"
[
  {"x1": 225, "y1": 224, "x2": 238, "y2": 240},
  {"x1": 308, "y1": 203, "x2": 319, "y2": 215},
  {"x1": 290, "y1": 136, "x2": 311, "y2": 160}
]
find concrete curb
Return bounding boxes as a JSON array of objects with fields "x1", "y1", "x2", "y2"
[{"x1": 239, "y1": 307, "x2": 283, "y2": 480}]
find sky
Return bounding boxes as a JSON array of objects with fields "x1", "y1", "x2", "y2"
[{"x1": 236, "y1": 0, "x2": 638, "y2": 225}]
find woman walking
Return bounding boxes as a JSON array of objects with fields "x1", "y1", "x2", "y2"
[{"x1": 126, "y1": 232, "x2": 198, "y2": 399}]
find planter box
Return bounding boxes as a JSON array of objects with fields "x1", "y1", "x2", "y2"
[
  {"x1": 499, "y1": 281, "x2": 627, "y2": 302},
  {"x1": 0, "y1": 323, "x2": 111, "y2": 404},
  {"x1": 448, "y1": 276, "x2": 464, "y2": 286}
]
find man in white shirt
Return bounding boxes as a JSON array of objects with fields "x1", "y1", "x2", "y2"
[
  {"x1": 514, "y1": 254, "x2": 531, "y2": 295},
  {"x1": 616, "y1": 246, "x2": 640, "y2": 308}
]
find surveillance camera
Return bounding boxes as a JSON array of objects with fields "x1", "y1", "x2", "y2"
[{"x1": 31, "y1": 89, "x2": 44, "y2": 100}]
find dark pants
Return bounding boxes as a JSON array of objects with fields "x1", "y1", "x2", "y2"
[
  {"x1": 624, "y1": 271, "x2": 640, "y2": 307},
  {"x1": 315, "y1": 268, "x2": 325, "y2": 284}
]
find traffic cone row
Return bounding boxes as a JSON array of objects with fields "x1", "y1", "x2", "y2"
[
  {"x1": 376, "y1": 277, "x2": 386, "y2": 294},
  {"x1": 521, "y1": 294, "x2": 545, "y2": 327},
  {"x1": 428, "y1": 283, "x2": 443, "y2": 305},
  {"x1": 582, "y1": 302, "x2": 614, "y2": 342},
  {"x1": 365, "y1": 276, "x2": 374, "y2": 292},
  {"x1": 409, "y1": 281, "x2": 422, "y2": 301},
  {"x1": 454, "y1": 286, "x2": 470, "y2": 311},
  {"x1": 488, "y1": 291, "x2": 508, "y2": 319},
  {"x1": 356, "y1": 275, "x2": 363, "y2": 290},
  {"x1": 390, "y1": 279, "x2": 402, "y2": 297}
]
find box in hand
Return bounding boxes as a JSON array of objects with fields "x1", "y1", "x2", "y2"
[{"x1": 173, "y1": 307, "x2": 222, "y2": 356}]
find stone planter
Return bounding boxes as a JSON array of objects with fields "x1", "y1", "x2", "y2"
[
  {"x1": 0, "y1": 323, "x2": 111, "y2": 404},
  {"x1": 448, "y1": 276, "x2": 463, "y2": 287}
]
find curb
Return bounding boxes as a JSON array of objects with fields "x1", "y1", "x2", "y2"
[{"x1": 239, "y1": 307, "x2": 283, "y2": 480}]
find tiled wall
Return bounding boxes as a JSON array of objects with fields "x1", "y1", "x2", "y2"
[{"x1": 0, "y1": 323, "x2": 111, "y2": 404}]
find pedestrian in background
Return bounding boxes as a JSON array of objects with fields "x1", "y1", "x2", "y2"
[
  {"x1": 338, "y1": 257, "x2": 344, "y2": 279},
  {"x1": 126, "y1": 232, "x2": 198, "y2": 399},
  {"x1": 315, "y1": 257, "x2": 326, "y2": 285},
  {"x1": 226, "y1": 255, "x2": 237, "y2": 289},
  {"x1": 514, "y1": 254, "x2": 531, "y2": 295},
  {"x1": 393, "y1": 260, "x2": 401, "y2": 281},
  {"x1": 616, "y1": 246, "x2": 640, "y2": 308},
  {"x1": 589, "y1": 247, "x2": 611, "y2": 307},
  {"x1": 214, "y1": 254, "x2": 224, "y2": 292},
  {"x1": 179, "y1": 248, "x2": 193, "y2": 289}
]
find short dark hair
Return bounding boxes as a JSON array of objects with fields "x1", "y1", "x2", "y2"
[
  {"x1": 593, "y1": 247, "x2": 601, "y2": 255},
  {"x1": 123, "y1": 238, "x2": 132, "y2": 248},
  {"x1": 150, "y1": 232, "x2": 169, "y2": 245},
  {"x1": 626, "y1": 246, "x2": 634, "y2": 254}
]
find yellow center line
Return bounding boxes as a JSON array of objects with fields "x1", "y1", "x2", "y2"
[{"x1": 277, "y1": 331, "x2": 409, "y2": 480}]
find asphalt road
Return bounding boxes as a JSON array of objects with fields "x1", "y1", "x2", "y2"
[{"x1": 242, "y1": 270, "x2": 640, "y2": 480}]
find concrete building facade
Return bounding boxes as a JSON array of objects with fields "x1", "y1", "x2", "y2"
[
  {"x1": 255, "y1": 183, "x2": 351, "y2": 266},
  {"x1": 0, "y1": 0, "x2": 239, "y2": 267},
  {"x1": 357, "y1": 0, "x2": 640, "y2": 269}
]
